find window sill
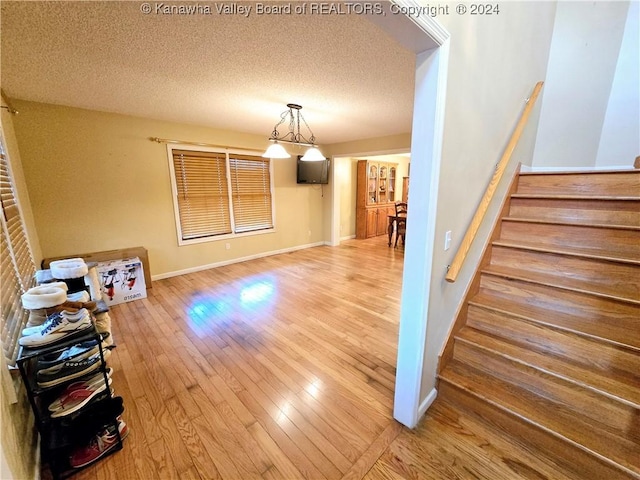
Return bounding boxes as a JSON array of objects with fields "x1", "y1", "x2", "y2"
[{"x1": 177, "y1": 227, "x2": 276, "y2": 247}]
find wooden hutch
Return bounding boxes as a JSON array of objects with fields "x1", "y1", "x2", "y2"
[{"x1": 356, "y1": 160, "x2": 399, "y2": 239}]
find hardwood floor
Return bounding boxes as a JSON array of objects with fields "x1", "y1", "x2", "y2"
[
  {"x1": 59, "y1": 236, "x2": 405, "y2": 480},
  {"x1": 41, "y1": 235, "x2": 593, "y2": 479}
]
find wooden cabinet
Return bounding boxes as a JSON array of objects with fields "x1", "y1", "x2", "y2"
[{"x1": 356, "y1": 160, "x2": 399, "y2": 239}]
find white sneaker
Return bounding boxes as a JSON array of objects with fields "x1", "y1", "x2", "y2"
[{"x1": 19, "y1": 309, "x2": 92, "y2": 348}]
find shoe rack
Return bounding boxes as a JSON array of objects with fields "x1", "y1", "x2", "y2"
[{"x1": 16, "y1": 324, "x2": 124, "y2": 479}]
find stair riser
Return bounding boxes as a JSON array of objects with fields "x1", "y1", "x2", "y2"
[
  {"x1": 452, "y1": 339, "x2": 638, "y2": 438},
  {"x1": 489, "y1": 246, "x2": 640, "y2": 302},
  {"x1": 437, "y1": 380, "x2": 636, "y2": 480},
  {"x1": 509, "y1": 197, "x2": 640, "y2": 227},
  {"x1": 517, "y1": 172, "x2": 640, "y2": 196},
  {"x1": 499, "y1": 221, "x2": 640, "y2": 260},
  {"x1": 466, "y1": 304, "x2": 640, "y2": 387}
]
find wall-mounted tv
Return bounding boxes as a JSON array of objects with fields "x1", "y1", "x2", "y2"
[{"x1": 297, "y1": 156, "x2": 329, "y2": 184}]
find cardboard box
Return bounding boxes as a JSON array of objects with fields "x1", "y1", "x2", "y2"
[
  {"x1": 42, "y1": 246, "x2": 152, "y2": 289},
  {"x1": 96, "y1": 257, "x2": 147, "y2": 306}
]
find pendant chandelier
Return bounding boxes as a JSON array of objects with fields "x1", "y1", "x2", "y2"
[{"x1": 262, "y1": 104, "x2": 326, "y2": 161}]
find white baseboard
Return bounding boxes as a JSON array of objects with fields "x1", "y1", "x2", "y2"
[
  {"x1": 151, "y1": 242, "x2": 326, "y2": 281},
  {"x1": 521, "y1": 165, "x2": 633, "y2": 173},
  {"x1": 418, "y1": 387, "x2": 438, "y2": 420},
  {"x1": 340, "y1": 234, "x2": 356, "y2": 241}
]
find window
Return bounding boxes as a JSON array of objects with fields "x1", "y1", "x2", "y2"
[
  {"x1": 0, "y1": 131, "x2": 36, "y2": 366},
  {"x1": 168, "y1": 146, "x2": 274, "y2": 244}
]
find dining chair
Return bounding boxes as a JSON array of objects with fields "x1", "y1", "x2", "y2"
[{"x1": 395, "y1": 202, "x2": 408, "y2": 216}]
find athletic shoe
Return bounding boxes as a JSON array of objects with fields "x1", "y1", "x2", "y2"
[
  {"x1": 37, "y1": 340, "x2": 100, "y2": 370},
  {"x1": 21, "y1": 311, "x2": 65, "y2": 336},
  {"x1": 50, "y1": 381, "x2": 114, "y2": 418},
  {"x1": 60, "y1": 395, "x2": 124, "y2": 430},
  {"x1": 69, "y1": 419, "x2": 128, "y2": 468},
  {"x1": 48, "y1": 369, "x2": 114, "y2": 413},
  {"x1": 19, "y1": 309, "x2": 92, "y2": 348},
  {"x1": 36, "y1": 353, "x2": 102, "y2": 388}
]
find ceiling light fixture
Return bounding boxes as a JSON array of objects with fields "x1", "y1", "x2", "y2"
[{"x1": 262, "y1": 104, "x2": 326, "y2": 161}]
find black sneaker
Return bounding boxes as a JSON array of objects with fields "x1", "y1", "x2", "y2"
[
  {"x1": 61, "y1": 396, "x2": 124, "y2": 432},
  {"x1": 36, "y1": 353, "x2": 102, "y2": 388}
]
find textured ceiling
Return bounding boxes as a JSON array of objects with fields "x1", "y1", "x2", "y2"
[{"x1": 1, "y1": 2, "x2": 418, "y2": 145}]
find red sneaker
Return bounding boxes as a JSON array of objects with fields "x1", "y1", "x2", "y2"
[{"x1": 69, "y1": 419, "x2": 128, "y2": 468}]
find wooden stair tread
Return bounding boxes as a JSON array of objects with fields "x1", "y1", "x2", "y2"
[
  {"x1": 481, "y1": 265, "x2": 640, "y2": 305},
  {"x1": 511, "y1": 194, "x2": 640, "y2": 201},
  {"x1": 492, "y1": 239, "x2": 640, "y2": 265},
  {"x1": 519, "y1": 169, "x2": 639, "y2": 175},
  {"x1": 439, "y1": 360, "x2": 640, "y2": 477},
  {"x1": 452, "y1": 330, "x2": 640, "y2": 446},
  {"x1": 455, "y1": 325, "x2": 640, "y2": 407},
  {"x1": 469, "y1": 289, "x2": 640, "y2": 351},
  {"x1": 503, "y1": 216, "x2": 640, "y2": 231}
]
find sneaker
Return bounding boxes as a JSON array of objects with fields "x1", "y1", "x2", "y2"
[
  {"x1": 48, "y1": 369, "x2": 114, "y2": 413},
  {"x1": 22, "y1": 311, "x2": 65, "y2": 336},
  {"x1": 61, "y1": 395, "x2": 124, "y2": 430},
  {"x1": 69, "y1": 419, "x2": 128, "y2": 469},
  {"x1": 49, "y1": 373, "x2": 113, "y2": 418},
  {"x1": 19, "y1": 309, "x2": 92, "y2": 348},
  {"x1": 36, "y1": 353, "x2": 102, "y2": 388},
  {"x1": 36, "y1": 335, "x2": 110, "y2": 371}
]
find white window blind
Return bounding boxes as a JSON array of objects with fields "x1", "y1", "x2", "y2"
[
  {"x1": 0, "y1": 141, "x2": 36, "y2": 366},
  {"x1": 169, "y1": 147, "x2": 274, "y2": 243},
  {"x1": 172, "y1": 149, "x2": 232, "y2": 240},
  {"x1": 229, "y1": 154, "x2": 273, "y2": 233}
]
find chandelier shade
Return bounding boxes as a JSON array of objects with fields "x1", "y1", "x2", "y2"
[
  {"x1": 262, "y1": 142, "x2": 290, "y2": 159},
  {"x1": 262, "y1": 104, "x2": 326, "y2": 161}
]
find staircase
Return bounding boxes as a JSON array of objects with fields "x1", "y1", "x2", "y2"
[{"x1": 438, "y1": 169, "x2": 640, "y2": 479}]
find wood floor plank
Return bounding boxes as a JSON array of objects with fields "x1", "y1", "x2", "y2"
[
  {"x1": 340, "y1": 420, "x2": 403, "y2": 480},
  {"x1": 154, "y1": 403, "x2": 198, "y2": 475},
  {"x1": 237, "y1": 388, "x2": 328, "y2": 480},
  {"x1": 248, "y1": 421, "x2": 305, "y2": 480},
  {"x1": 189, "y1": 386, "x2": 264, "y2": 480},
  {"x1": 178, "y1": 466, "x2": 202, "y2": 480},
  {"x1": 148, "y1": 438, "x2": 181, "y2": 480},
  {"x1": 216, "y1": 400, "x2": 273, "y2": 474},
  {"x1": 191, "y1": 414, "x2": 244, "y2": 480},
  {"x1": 165, "y1": 397, "x2": 223, "y2": 480}
]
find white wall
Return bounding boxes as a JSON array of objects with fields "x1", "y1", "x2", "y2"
[
  {"x1": 336, "y1": 157, "x2": 357, "y2": 239},
  {"x1": 596, "y1": 1, "x2": 640, "y2": 168},
  {"x1": 533, "y1": 1, "x2": 630, "y2": 168},
  {"x1": 420, "y1": 1, "x2": 557, "y2": 401}
]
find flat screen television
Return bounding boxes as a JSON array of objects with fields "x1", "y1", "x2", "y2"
[{"x1": 297, "y1": 156, "x2": 329, "y2": 184}]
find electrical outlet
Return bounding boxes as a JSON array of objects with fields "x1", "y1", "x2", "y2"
[
  {"x1": 225, "y1": 243, "x2": 231, "y2": 250},
  {"x1": 444, "y1": 231, "x2": 452, "y2": 251}
]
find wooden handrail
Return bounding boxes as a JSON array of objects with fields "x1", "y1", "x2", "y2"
[{"x1": 445, "y1": 81, "x2": 544, "y2": 283}]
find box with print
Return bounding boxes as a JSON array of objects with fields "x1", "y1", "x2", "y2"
[{"x1": 96, "y1": 257, "x2": 147, "y2": 306}]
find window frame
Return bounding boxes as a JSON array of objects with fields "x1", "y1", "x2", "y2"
[{"x1": 167, "y1": 144, "x2": 276, "y2": 246}]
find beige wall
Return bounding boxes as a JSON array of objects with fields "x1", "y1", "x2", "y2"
[
  {"x1": 419, "y1": 1, "x2": 557, "y2": 400},
  {"x1": 11, "y1": 101, "x2": 326, "y2": 278},
  {"x1": 0, "y1": 109, "x2": 39, "y2": 480}
]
